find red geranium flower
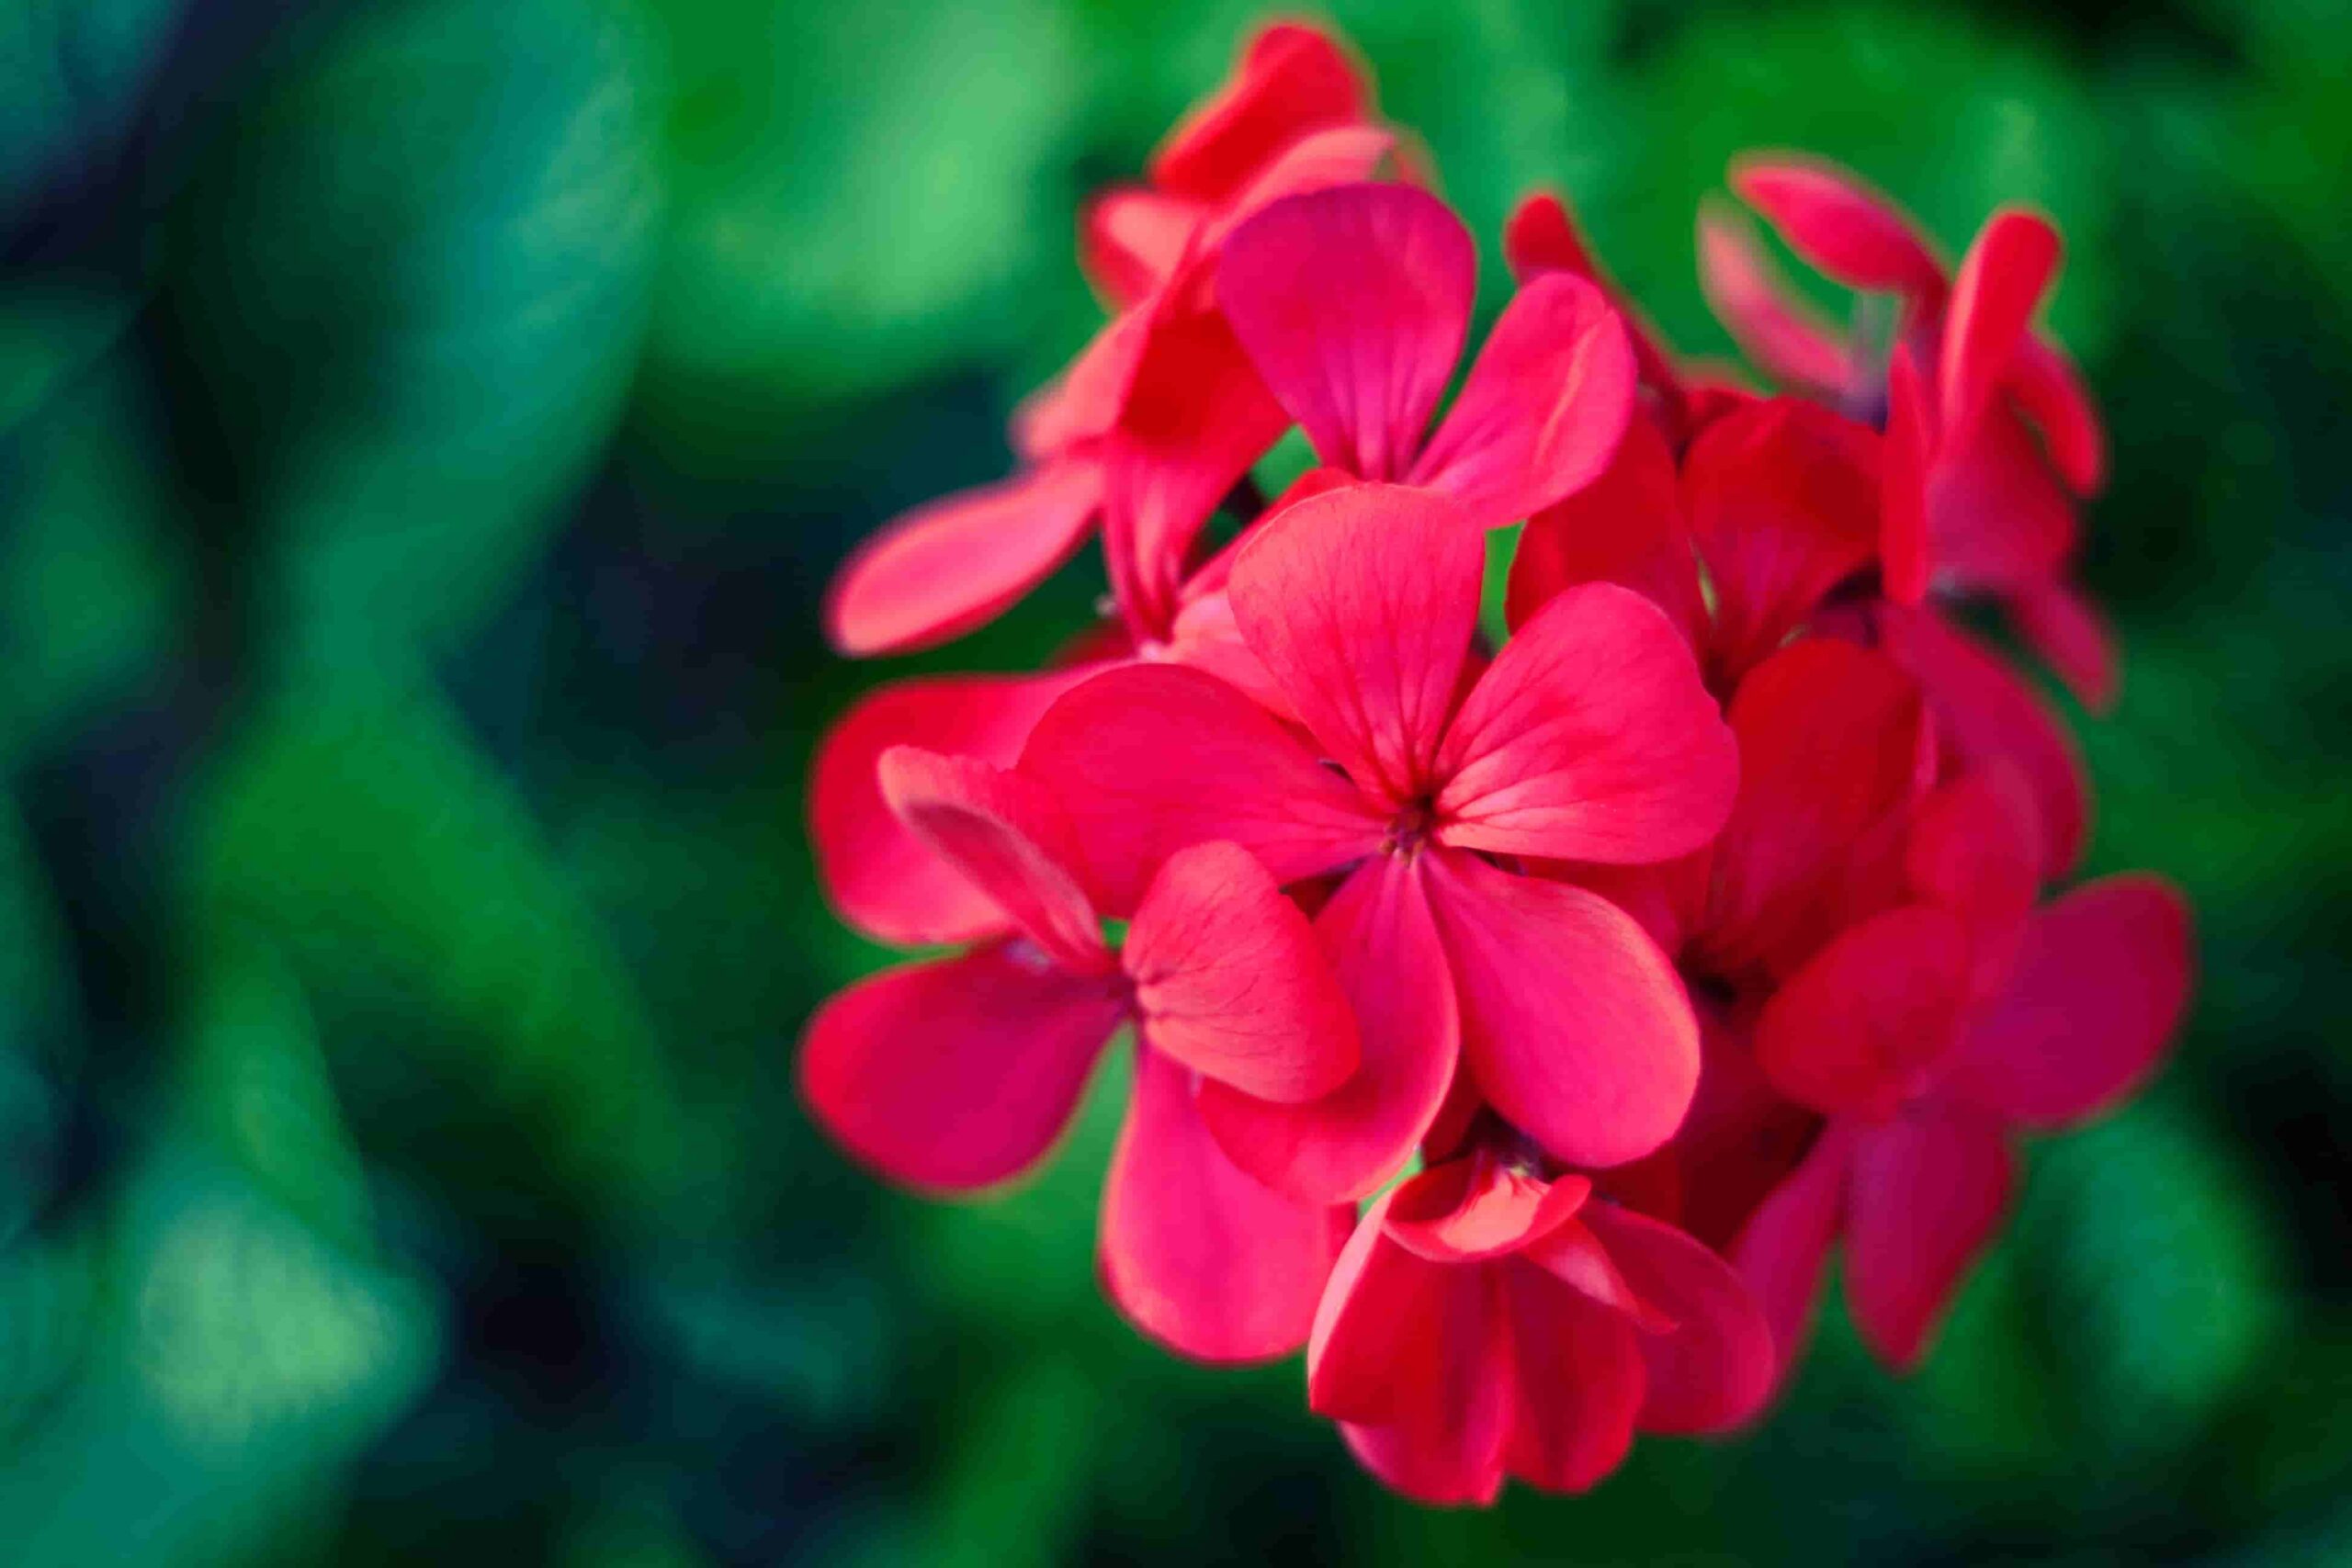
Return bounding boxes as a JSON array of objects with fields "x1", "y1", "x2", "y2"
[
  {"x1": 1019, "y1": 483, "x2": 1736, "y2": 1197},
  {"x1": 799, "y1": 747, "x2": 1359, "y2": 1360},
  {"x1": 1307, "y1": 1148, "x2": 1774, "y2": 1504}
]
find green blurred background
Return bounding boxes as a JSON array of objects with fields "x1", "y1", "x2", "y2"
[{"x1": 2, "y1": 0, "x2": 2346, "y2": 1561}]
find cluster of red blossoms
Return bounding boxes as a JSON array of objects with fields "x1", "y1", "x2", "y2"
[{"x1": 800, "y1": 20, "x2": 2194, "y2": 1505}]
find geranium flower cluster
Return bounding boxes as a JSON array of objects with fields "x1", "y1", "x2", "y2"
[{"x1": 799, "y1": 20, "x2": 2193, "y2": 1506}]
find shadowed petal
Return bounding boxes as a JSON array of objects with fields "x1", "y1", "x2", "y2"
[
  {"x1": 1505, "y1": 415, "x2": 1705, "y2": 646},
  {"x1": 1940, "y1": 875, "x2": 2191, "y2": 1128},
  {"x1": 1101, "y1": 1044, "x2": 1353, "y2": 1363},
  {"x1": 798, "y1": 945, "x2": 1125, "y2": 1191},
  {"x1": 1436, "y1": 582, "x2": 1736, "y2": 864},
  {"x1": 1423, "y1": 849, "x2": 1700, "y2": 1168},
  {"x1": 1729, "y1": 1120, "x2": 1855, "y2": 1378},
  {"x1": 1844, "y1": 1103, "x2": 2014, "y2": 1371},
  {"x1": 1580, "y1": 1205, "x2": 1775, "y2": 1434},
  {"x1": 1220, "y1": 183, "x2": 1475, "y2": 479},
  {"x1": 1753, "y1": 905, "x2": 1973, "y2": 1119},
  {"x1": 2007, "y1": 576, "x2": 2120, "y2": 713},
  {"x1": 1880, "y1": 343, "x2": 1934, "y2": 604},
  {"x1": 810, "y1": 669, "x2": 1096, "y2": 946},
  {"x1": 2008, "y1": 335, "x2": 2107, "y2": 495},
  {"x1": 1497, "y1": 1260, "x2": 1645, "y2": 1494}
]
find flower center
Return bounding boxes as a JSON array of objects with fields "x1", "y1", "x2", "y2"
[{"x1": 1383, "y1": 797, "x2": 1437, "y2": 858}]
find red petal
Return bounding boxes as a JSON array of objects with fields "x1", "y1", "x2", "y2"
[
  {"x1": 1385, "y1": 1158, "x2": 1591, "y2": 1264},
  {"x1": 1227, "y1": 482, "x2": 1481, "y2": 805},
  {"x1": 1728, "y1": 154, "x2": 1949, "y2": 302},
  {"x1": 1878, "y1": 603, "x2": 2090, "y2": 877},
  {"x1": 877, "y1": 748, "x2": 1111, "y2": 975},
  {"x1": 1017, "y1": 662, "x2": 1384, "y2": 913},
  {"x1": 1078, "y1": 188, "x2": 1203, "y2": 310},
  {"x1": 1754, "y1": 905, "x2": 1973, "y2": 1119},
  {"x1": 824, "y1": 460, "x2": 1102, "y2": 656},
  {"x1": 1435, "y1": 582, "x2": 1736, "y2": 863},
  {"x1": 1010, "y1": 308, "x2": 1153, "y2": 461},
  {"x1": 1505, "y1": 411, "x2": 1705, "y2": 645},
  {"x1": 810, "y1": 669, "x2": 1095, "y2": 947},
  {"x1": 2006, "y1": 575, "x2": 2120, "y2": 713},
  {"x1": 1903, "y1": 766, "x2": 2042, "y2": 998},
  {"x1": 1310, "y1": 1196, "x2": 1514, "y2": 1506},
  {"x1": 2008, "y1": 334, "x2": 2107, "y2": 495},
  {"x1": 1103, "y1": 292, "x2": 1288, "y2": 637},
  {"x1": 1921, "y1": 403, "x2": 2078, "y2": 594},
  {"x1": 1670, "y1": 1007, "x2": 1824, "y2": 1253},
  {"x1": 1148, "y1": 20, "x2": 1369, "y2": 205},
  {"x1": 1940, "y1": 874, "x2": 2191, "y2": 1128},
  {"x1": 1695, "y1": 200, "x2": 1857, "y2": 392},
  {"x1": 1939, "y1": 208, "x2": 2061, "y2": 444},
  {"x1": 1200, "y1": 855, "x2": 1460, "y2": 1201},
  {"x1": 1699, "y1": 639, "x2": 1929, "y2": 979},
  {"x1": 797, "y1": 945, "x2": 1124, "y2": 1191},
  {"x1": 1192, "y1": 123, "x2": 1401, "y2": 257},
  {"x1": 1100, "y1": 1044, "x2": 1352, "y2": 1363},
  {"x1": 1156, "y1": 587, "x2": 1293, "y2": 718},
  {"x1": 1505, "y1": 190, "x2": 1690, "y2": 415},
  {"x1": 1497, "y1": 1259, "x2": 1645, "y2": 1494},
  {"x1": 1220, "y1": 183, "x2": 1475, "y2": 480},
  {"x1": 1880, "y1": 342, "x2": 1934, "y2": 604},
  {"x1": 1408, "y1": 273, "x2": 1638, "y2": 528},
  {"x1": 1683, "y1": 399, "x2": 1883, "y2": 686},
  {"x1": 1729, "y1": 1120, "x2": 1854, "y2": 1376},
  {"x1": 1843, "y1": 1103, "x2": 2014, "y2": 1371},
  {"x1": 1422, "y1": 849, "x2": 1700, "y2": 1168},
  {"x1": 1126, "y1": 841, "x2": 1359, "y2": 1102},
  {"x1": 1581, "y1": 1204, "x2": 1776, "y2": 1433},
  {"x1": 1522, "y1": 1214, "x2": 1670, "y2": 1329}
]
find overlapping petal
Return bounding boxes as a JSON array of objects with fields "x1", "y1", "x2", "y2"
[
  {"x1": 1580, "y1": 1203, "x2": 1776, "y2": 1434},
  {"x1": 1752, "y1": 904, "x2": 1973, "y2": 1118},
  {"x1": 1728, "y1": 155, "x2": 1948, "y2": 303},
  {"x1": 1505, "y1": 416, "x2": 1705, "y2": 647},
  {"x1": 1842, "y1": 1102, "x2": 2014, "y2": 1371}
]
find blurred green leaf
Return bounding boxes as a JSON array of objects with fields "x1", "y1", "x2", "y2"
[
  {"x1": 0, "y1": 0, "x2": 188, "y2": 216},
  {"x1": 164, "y1": 0, "x2": 665, "y2": 665},
  {"x1": 188, "y1": 677, "x2": 696, "y2": 1233}
]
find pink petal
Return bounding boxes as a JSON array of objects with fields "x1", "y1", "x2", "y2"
[
  {"x1": 1126, "y1": 841, "x2": 1360, "y2": 1102},
  {"x1": 1695, "y1": 200, "x2": 1858, "y2": 392},
  {"x1": 1505, "y1": 191, "x2": 1689, "y2": 416},
  {"x1": 1148, "y1": 20, "x2": 1369, "y2": 205},
  {"x1": 1683, "y1": 399, "x2": 1883, "y2": 686},
  {"x1": 1009, "y1": 308, "x2": 1154, "y2": 461},
  {"x1": 1880, "y1": 342, "x2": 1934, "y2": 604},
  {"x1": 1422, "y1": 848, "x2": 1700, "y2": 1169},
  {"x1": 1921, "y1": 403, "x2": 2079, "y2": 594},
  {"x1": 1155, "y1": 587, "x2": 1294, "y2": 718},
  {"x1": 877, "y1": 748, "x2": 1111, "y2": 975},
  {"x1": 1099, "y1": 1044, "x2": 1353, "y2": 1363},
  {"x1": 1504, "y1": 415, "x2": 1705, "y2": 647},
  {"x1": 1753, "y1": 904, "x2": 1973, "y2": 1119},
  {"x1": 1728, "y1": 154, "x2": 1949, "y2": 303},
  {"x1": 1017, "y1": 662, "x2": 1385, "y2": 913},
  {"x1": 1200, "y1": 855, "x2": 1460, "y2": 1202},
  {"x1": 1192, "y1": 123, "x2": 1402, "y2": 258},
  {"x1": 2008, "y1": 334, "x2": 2108, "y2": 495},
  {"x1": 1219, "y1": 183, "x2": 1476, "y2": 480},
  {"x1": 797, "y1": 944, "x2": 1125, "y2": 1191},
  {"x1": 1078, "y1": 189, "x2": 1202, "y2": 310},
  {"x1": 1843, "y1": 1103, "x2": 2014, "y2": 1371},
  {"x1": 824, "y1": 460, "x2": 1102, "y2": 656},
  {"x1": 1408, "y1": 272, "x2": 1638, "y2": 527},
  {"x1": 1698, "y1": 639, "x2": 1930, "y2": 981},
  {"x1": 1877, "y1": 603, "x2": 2090, "y2": 878},
  {"x1": 1580, "y1": 1203, "x2": 1776, "y2": 1433},
  {"x1": 1497, "y1": 1258, "x2": 1645, "y2": 1494},
  {"x1": 1435, "y1": 582, "x2": 1736, "y2": 863},
  {"x1": 2006, "y1": 575, "x2": 2120, "y2": 713},
  {"x1": 1227, "y1": 482, "x2": 1481, "y2": 805},
  {"x1": 1728, "y1": 1120, "x2": 1855, "y2": 1376},
  {"x1": 809, "y1": 669, "x2": 1095, "y2": 947},
  {"x1": 1103, "y1": 290, "x2": 1289, "y2": 637},
  {"x1": 1384, "y1": 1157, "x2": 1591, "y2": 1264},
  {"x1": 1939, "y1": 208, "x2": 2061, "y2": 444},
  {"x1": 1522, "y1": 1215, "x2": 1671, "y2": 1330},
  {"x1": 1939, "y1": 874, "x2": 2192, "y2": 1128}
]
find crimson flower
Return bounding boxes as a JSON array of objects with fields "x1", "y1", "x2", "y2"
[
  {"x1": 1216, "y1": 181, "x2": 1638, "y2": 532},
  {"x1": 1019, "y1": 483, "x2": 1736, "y2": 1196},
  {"x1": 1735, "y1": 769, "x2": 2194, "y2": 1371},
  {"x1": 1307, "y1": 1149, "x2": 1774, "y2": 1504},
  {"x1": 799, "y1": 747, "x2": 1359, "y2": 1360}
]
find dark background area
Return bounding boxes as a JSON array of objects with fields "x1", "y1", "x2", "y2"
[{"x1": 1, "y1": 0, "x2": 2346, "y2": 1561}]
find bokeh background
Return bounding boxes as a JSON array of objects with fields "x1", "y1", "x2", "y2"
[{"x1": 3, "y1": 0, "x2": 2347, "y2": 1561}]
